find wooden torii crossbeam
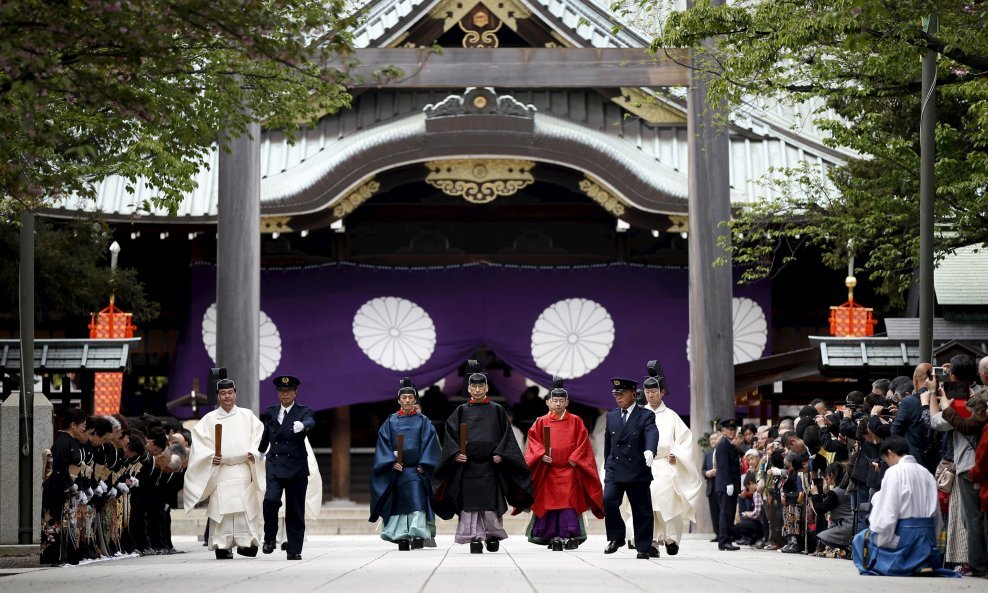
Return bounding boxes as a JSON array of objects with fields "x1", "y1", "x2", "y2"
[{"x1": 338, "y1": 48, "x2": 691, "y2": 88}]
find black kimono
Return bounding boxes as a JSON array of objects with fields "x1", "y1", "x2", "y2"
[
  {"x1": 433, "y1": 399, "x2": 533, "y2": 520},
  {"x1": 40, "y1": 431, "x2": 84, "y2": 565}
]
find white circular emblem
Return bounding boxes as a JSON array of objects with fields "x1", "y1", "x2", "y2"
[
  {"x1": 531, "y1": 298, "x2": 615, "y2": 379},
  {"x1": 201, "y1": 303, "x2": 283, "y2": 381},
  {"x1": 686, "y1": 296, "x2": 768, "y2": 364},
  {"x1": 352, "y1": 297, "x2": 437, "y2": 371},
  {"x1": 731, "y1": 296, "x2": 768, "y2": 364}
]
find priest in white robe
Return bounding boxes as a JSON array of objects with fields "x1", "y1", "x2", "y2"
[
  {"x1": 184, "y1": 379, "x2": 266, "y2": 559},
  {"x1": 642, "y1": 369, "x2": 702, "y2": 556},
  {"x1": 852, "y1": 436, "x2": 955, "y2": 577}
]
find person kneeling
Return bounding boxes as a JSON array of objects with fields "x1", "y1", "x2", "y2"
[{"x1": 852, "y1": 436, "x2": 957, "y2": 577}]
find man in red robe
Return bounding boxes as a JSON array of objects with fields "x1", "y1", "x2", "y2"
[{"x1": 523, "y1": 377, "x2": 604, "y2": 550}]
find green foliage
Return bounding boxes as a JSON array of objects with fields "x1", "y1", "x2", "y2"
[
  {"x1": 640, "y1": 0, "x2": 988, "y2": 307},
  {"x1": 0, "y1": 0, "x2": 358, "y2": 215},
  {"x1": 0, "y1": 218, "x2": 158, "y2": 322}
]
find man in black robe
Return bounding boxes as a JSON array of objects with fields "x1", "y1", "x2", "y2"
[{"x1": 434, "y1": 364, "x2": 533, "y2": 553}]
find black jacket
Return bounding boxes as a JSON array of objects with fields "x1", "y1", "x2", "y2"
[
  {"x1": 713, "y1": 436, "x2": 741, "y2": 494},
  {"x1": 259, "y1": 403, "x2": 315, "y2": 480},
  {"x1": 603, "y1": 405, "x2": 659, "y2": 484}
]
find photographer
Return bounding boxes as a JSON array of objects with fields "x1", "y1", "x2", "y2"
[
  {"x1": 816, "y1": 412, "x2": 850, "y2": 462},
  {"x1": 810, "y1": 462, "x2": 853, "y2": 557},
  {"x1": 870, "y1": 365, "x2": 932, "y2": 462},
  {"x1": 838, "y1": 391, "x2": 866, "y2": 441},
  {"x1": 930, "y1": 355, "x2": 987, "y2": 577}
]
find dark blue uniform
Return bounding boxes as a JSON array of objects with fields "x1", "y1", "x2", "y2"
[
  {"x1": 603, "y1": 405, "x2": 659, "y2": 554},
  {"x1": 713, "y1": 434, "x2": 742, "y2": 547},
  {"x1": 702, "y1": 449, "x2": 720, "y2": 539},
  {"x1": 259, "y1": 403, "x2": 315, "y2": 555}
]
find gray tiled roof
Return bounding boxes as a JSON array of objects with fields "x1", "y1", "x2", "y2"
[
  {"x1": 934, "y1": 245, "x2": 988, "y2": 306},
  {"x1": 0, "y1": 339, "x2": 140, "y2": 371},
  {"x1": 884, "y1": 318, "x2": 988, "y2": 341},
  {"x1": 51, "y1": 0, "x2": 848, "y2": 222}
]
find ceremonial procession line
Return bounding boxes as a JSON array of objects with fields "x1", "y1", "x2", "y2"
[{"x1": 0, "y1": 535, "x2": 964, "y2": 593}]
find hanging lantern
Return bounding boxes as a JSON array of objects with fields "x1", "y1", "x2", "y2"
[
  {"x1": 89, "y1": 296, "x2": 137, "y2": 415},
  {"x1": 88, "y1": 241, "x2": 137, "y2": 415},
  {"x1": 829, "y1": 275, "x2": 877, "y2": 337}
]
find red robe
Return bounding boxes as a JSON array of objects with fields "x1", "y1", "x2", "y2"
[{"x1": 523, "y1": 411, "x2": 604, "y2": 519}]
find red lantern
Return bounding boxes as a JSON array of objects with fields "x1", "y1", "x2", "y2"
[
  {"x1": 89, "y1": 297, "x2": 136, "y2": 415},
  {"x1": 828, "y1": 276, "x2": 876, "y2": 337}
]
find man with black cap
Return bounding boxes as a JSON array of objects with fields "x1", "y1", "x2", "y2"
[
  {"x1": 714, "y1": 418, "x2": 743, "y2": 550},
  {"x1": 259, "y1": 375, "x2": 315, "y2": 560},
  {"x1": 184, "y1": 378, "x2": 266, "y2": 559},
  {"x1": 602, "y1": 377, "x2": 659, "y2": 559},
  {"x1": 369, "y1": 378, "x2": 441, "y2": 550},
  {"x1": 433, "y1": 361, "x2": 534, "y2": 553}
]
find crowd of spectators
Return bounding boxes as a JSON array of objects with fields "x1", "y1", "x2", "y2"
[{"x1": 706, "y1": 354, "x2": 988, "y2": 577}]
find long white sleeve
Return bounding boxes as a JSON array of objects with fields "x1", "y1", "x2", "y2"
[{"x1": 868, "y1": 456, "x2": 940, "y2": 548}]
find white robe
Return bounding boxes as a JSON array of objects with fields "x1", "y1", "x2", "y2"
[
  {"x1": 868, "y1": 455, "x2": 942, "y2": 549},
  {"x1": 591, "y1": 410, "x2": 608, "y2": 478},
  {"x1": 184, "y1": 406, "x2": 266, "y2": 549},
  {"x1": 647, "y1": 403, "x2": 703, "y2": 524}
]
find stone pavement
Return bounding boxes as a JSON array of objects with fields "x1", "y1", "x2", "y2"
[{"x1": 0, "y1": 535, "x2": 976, "y2": 592}]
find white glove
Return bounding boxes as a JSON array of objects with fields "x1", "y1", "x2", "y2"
[
  {"x1": 129, "y1": 477, "x2": 140, "y2": 488},
  {"x1": 164, "y1": 504, "x2": 170, "y2": 512},
  {"x1": 643, "y1": 451, "x2": 654, "y2": 468},
  {"x1": 293, "y1": 421, "x2": 304, "y2": 434},
  {"x1": 116, "y1": 483, "x2": 130, "y2": 494},
  {"x1": 726, "y1": 484, "x2": 735, "y2": 497},
  {"x1": 71, "y1": 484, "x2": 79, "y2": 493},
  {"x1": 85, "y1": 487, "x2": 94, "y2": 498},
  {"x1": 77, "y1": 493, "x2": 89, "y2": 506},
  {"x1": 107, "y1": 487, "x2": 117, "y2": 499},
  {"x1": 95, "y1": 482, "x2": 106, "y2": 495}
]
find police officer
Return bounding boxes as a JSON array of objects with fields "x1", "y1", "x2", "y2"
[
  {"x1": 602, "y1": 378, "x2": 659, "y2": 559},
  {"x1": 714, "y1": 418, "x2": 742, "y2": 551},
  {"x1": 260, "y1": 375, "x2": 315, "y2": 560}
]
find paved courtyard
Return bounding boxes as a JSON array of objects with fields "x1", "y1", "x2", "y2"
[{"x1": 0, "y1": 535, "x2": 978, "y2": 592}]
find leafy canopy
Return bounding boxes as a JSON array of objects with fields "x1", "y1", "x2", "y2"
[
  {"x1": 1, "y1": 0, "x2": 359, "y2": 216},
  {"x1": 638, "y1": 0, "x2": 988, "y2": 307}
]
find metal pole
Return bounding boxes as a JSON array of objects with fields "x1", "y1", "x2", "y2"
[
  {"x1": 18, "y1": 210, "x2": 35, "y2": 544},
  {"x1": 918, "y1": 14, "x2": 937, "y2": 362}
]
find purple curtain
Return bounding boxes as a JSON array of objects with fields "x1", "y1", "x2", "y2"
[{"x1": 169, "y1": 263, "x2": 770, "y2": 415}]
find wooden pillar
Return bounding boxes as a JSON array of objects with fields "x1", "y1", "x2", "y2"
[
  {"x1": 687, "y1": 0, "x2": 733, "y2": 534},
  {"x1": 216, "y1": 121, "x2": 261, "y2": 413},
  {"x1": 759, "y1": 385, "x2": 771, "y2": 425},
  {"x1": 331, "y1": 405, "x2": 351, "y2": 501}
]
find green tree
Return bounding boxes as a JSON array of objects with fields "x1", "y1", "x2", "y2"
[
  {"x1": 1, "y1": 0, "x2": 358, "y2": 215},
  {"x1": 639, "y1": 0, "x2": 988, "y2": 307},
  {"x1": 0, "y1": 218, "x2": 158, "y2": 323}
]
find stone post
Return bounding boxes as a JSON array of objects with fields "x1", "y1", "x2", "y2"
[{"x1": 0, "y1": 392, "x2": 53, "y2": 544}]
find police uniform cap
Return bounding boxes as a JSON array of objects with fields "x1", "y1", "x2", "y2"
[
  {"x1": 611, "y1": 377, "x2": 638, "y2": 393},
  {"x1": 273, "y1": 375, "x2": 300, "y2": 390},
  {"x1": 719, "y1": 418, "x2": 740, "y2": 429}
]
